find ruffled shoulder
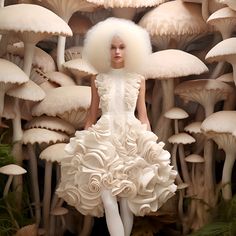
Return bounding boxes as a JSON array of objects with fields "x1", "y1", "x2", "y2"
[{"x1": 125, "y1": 73, "x2": 142, "y2": 110}]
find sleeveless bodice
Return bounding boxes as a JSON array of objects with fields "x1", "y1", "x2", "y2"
[{"x1": 95, "y1": 69, "x2": 142, "y2": 115}]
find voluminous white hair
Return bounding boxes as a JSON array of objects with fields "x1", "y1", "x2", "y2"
[{"x1": 82, "y1": 17, "x2": 152, "y2": 74}]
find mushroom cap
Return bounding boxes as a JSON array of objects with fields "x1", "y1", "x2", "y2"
[
  {"x1": 0, "y1": 4, "x2": 72, "y2": 38},
  {"x1": 25, "y1": 115, "x2": 75, "y2": 135},
  {"x1": 185, "y1": 154, "x2": 204, "y2": 163},
  {"x1": 0, "y1": 164, "x2": 27, "y2": 175},
  {"x1": 0, "y1": 58, "x2": 29, "y2": 84},
  {"x1": 32, "y1": 86, "x2": 91, "y2": 116},
  {"x1": 45, "y1": 71, "x2": 76, "y2": 87},
  {"x1": 168, "y1": 132, "x2": 196, "y2": 144},
  {"x1": 184, "y1": 121, "x2": 202, "y2": 134},
  {"x1": 164, "y1": 107, "x2": 189, "y2": 120},
  {"x1": 216, "y1": 72, "x2": 234, "y2": 83},
  {"x1": 201, "y1": 110, "x2": 236, "y2": 134},
  {"x1": 205, "y1": 37, "x2": 236, "y2": 63},
  {"x1": 143, "y1": 49, "x2": 208, "y2": 79},
  {"x1": 6, "y1": 80, "x2": 46, "y2": 101},
  {"x1": 7, "y1": 45, "x2": 56, "y2": 73},
  {"x1": 86, "y1": 0, "x2": 165, "y2": 8},
  {"x1": 50, "y1": 206, "x2": 69, "y2": 216},
  {"x1": 39, "y1": 143, "x2": 69, "y2": 163},
  {"x1": 63, "y1": 58, "x2": 97, "y2": 78},
  {"x1": 201, "y1": 110, "x2": 236, "y2": 151},
  {"x1": 139, "y1": 1, "x2": 208, "y2": 36},
  {"x1": 207, "y1": 6, "x2": 236, "y2": 25},
  {"x1": 175, "y1": 79, "x2": 234, "y2": 105},
  {"x1": 22, "y1": 128, "x2": 69, "y2": 145}
]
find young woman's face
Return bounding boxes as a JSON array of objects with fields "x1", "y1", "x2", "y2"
[{"x1": 110, "y1": 36, "x2": 125, "y2": 69}]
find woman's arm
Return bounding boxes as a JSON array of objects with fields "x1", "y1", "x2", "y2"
[
  {"x1": 84, "y1": 75, "x2": 100, "y2": 130},
  {"x1": 136, "y1": 79, "x2": 151, "y2": 131}
]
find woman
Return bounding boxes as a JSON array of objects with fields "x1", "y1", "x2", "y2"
[{"x1": 57, "y1": 18, "x2": 177, "y2": 236}]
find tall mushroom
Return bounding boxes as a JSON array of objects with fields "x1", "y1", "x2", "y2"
[
  {"x1": 32, "y1": 86, "x2": 91, "y2": 129},
  {"x1": 201, "y1": 110, "x2": 236, "y2": 200},
  {"x1": 139, "y1": 0, "x2": 209, "y2": 50},
  {"x1": 0, "y1": 58, "x2": 28, "y2": 127},
  {"x1": 205, "y1": 37, "x2": 236, "y2": 86},
  {"x1": 143, "y1": 49, "x2": 208, "y2": 143},
  {"x1": 33, "y1": 0, "x2": 97, "y2": 71}
]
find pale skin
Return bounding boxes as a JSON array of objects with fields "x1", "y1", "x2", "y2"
[{"x1": 84, "y1": 36, "x2": 151, "y2": 236}]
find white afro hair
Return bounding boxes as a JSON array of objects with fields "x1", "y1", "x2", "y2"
[{"x1": 82, "y1": 17, "x2": 152, "y2": 74}]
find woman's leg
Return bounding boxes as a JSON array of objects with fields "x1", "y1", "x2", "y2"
[
  {"x1": 101, "y1": 189, "x2": 124, "y2": 236},
  {"x1": 119, "y1": 198, "x2": 133, "y2": 236}
]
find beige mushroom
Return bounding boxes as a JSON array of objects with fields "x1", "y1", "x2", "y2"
[
  {"x1": 143, "y1": 49, "x2": 208, "y2": 143},
  {"x1": 0, "y1": 58, "x2": 28, "y2": 126},
  {"x1": 205, "y1": 37, "x2": 236, "y2": 86},
  {"x1": 25, "y1": 115, "x2": 75, "y2": 135},
  {"x1": 165, "y1": 107, "x2": 189, "y2": 134},
  {"x1": 32, "y1": 86, "x2": 91, "y2": 129},
  {"x1": 168, "y1": 132, "x2": 195, "y2": 185},
  {"x1": 0, "y1": 4, "x2": 72, "y2": 76},
  {"x1": 45, "y1": 71, "x2": 76, "y2": 87},
  {"x1": 207, "y1": 7, "x2": 236, "y2": 39},
  {"x1": 22, "y1": 128, "x2": 69, "y2": 227},
  {"x1": 34, "y1": 0, "x2": 97, "y2": 71},
  {"x1": 6, "y1": 44, "x2": 56, "y2": 73},
  {"x1": 63, "y1": 58, "x2": 97, "y2": 85},
  {"x1": 0, "y1": 164, "x2": 27, "y2": 229},
  {"x1": 39, "y1": 143, "x2": 69, "y2": 235},
  {"x1": 184, "y1": 122, "x2": 205, "y2": 154},
  {"x1": 139, "y1": 0, "x2": 209, "y2": 49},
  {"x1": 201, "y1": 110, "x2": 236, "y2": 200}
]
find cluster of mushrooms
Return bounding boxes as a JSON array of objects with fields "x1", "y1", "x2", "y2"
[{"x1": 0, "y1": 0, "x2": 236, "y2": 235}]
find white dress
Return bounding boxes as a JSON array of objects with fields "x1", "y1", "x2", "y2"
[{"x1": 57, "y1": 68, "x2": 177, "y2": 217}]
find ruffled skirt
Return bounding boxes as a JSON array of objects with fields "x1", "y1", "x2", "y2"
[{"x1": 57, "y1": 114, "x2": 177, "y2": 217}]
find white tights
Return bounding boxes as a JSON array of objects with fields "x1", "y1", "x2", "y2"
[{"x1": 101, "y1": 189, "x2": 133, "y2": 236}]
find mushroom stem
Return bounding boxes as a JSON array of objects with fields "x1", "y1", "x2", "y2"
[
  {"x1": 12, "y1": 98, "x2": 23, "y2": 142},
  {"x1": 11, "y1": 142, "x2": 23, "y2": 208},
  {"x1": 43, "y1": 161, "x2": 52, "y2": 235},
  {"x1": 221, "y1": 151, "x2": 235, "y2": 200},
  {"x1": 151, "y1": 80, "x2": 162, "y2": 126},
  {"x1": 3, "y1": 175, "x2": 20, "y2": 230},
  {"x1": 178, "y1": 144, "x2": 191, "y2": 185},
  {"x1": 23, "y1": 42, "x2": 36, "y2": 77},
  {"x1": 3, "y1": 175, "x2": 13, "y2": 197},
  {"x1": 203, "y1": 139, "x2": 215, "y2": 206},
  {"x1": 201, "y1": 0, "x2": 209, "y2": 21},
  {"x1": 27, "y1": 144, "x2": 41, "y2": 226},
  {"x1": 171, "y1": 143, "x2": 183, "y2": 184},
  {"x1": 0, "y1": 0, "x2": 4, "y2": 8},
  {"x1": 0, "y1": 89, "x2": 5, "y2": 117},
  {"x1": 57, "y1": 36, "x2": 66, "y2": 72}
]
